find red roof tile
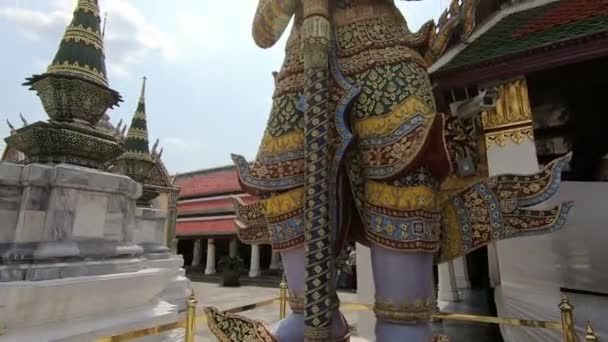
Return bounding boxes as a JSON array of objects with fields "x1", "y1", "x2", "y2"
[
  {"x1": 178, "y1": 195, "x2": 256, "y2": 212},
  {"x1": 175, "y1": 166, "x2": 242, "y2": 198},
  {"x1": 514, "y1": 0, "x2": 608, "y2": 37},
  {"x1": 176, "y1": 219, "x2": 236, "y2": 236}
]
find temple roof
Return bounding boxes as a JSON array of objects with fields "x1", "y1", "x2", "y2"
[
  {"x1": 122, "y1": 77, "x2": 151, "y2": 161},
  {"x1": 46, "y1": 0, "x2": 108, "y2": 86},
  {"x1": 433, "y1": 0, "x2": 608, "y2": 75},
  {"x1": 174, "y1": 165, "x2": 242, "y2": 198}
]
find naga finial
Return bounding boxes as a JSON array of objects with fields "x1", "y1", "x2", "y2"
[
  {"x1": 6, "y1": 119, "x2": 15, "y2": 133},
  {"x1": 152, "y1": 138, "x2": 159, "y2": 155},
  {"x1": 19, "y1": 113, "x2": 28, "y2": 126}
]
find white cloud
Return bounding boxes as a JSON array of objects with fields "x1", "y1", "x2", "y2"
[
  {"x1": 0, "y1": 5, "x2": 70, "y2": 41},
  {"x1": 175, "y1": 13, "x2": 225, "y2": 51},
  {"x1": 0, "y1": 0, "x2": 177, "y2": 79},
  {"x1": 101, "y1": 0, "x2": 177, "y2": 63},
  {"x1": 162, "y1": 137, "x2": 193, "y2": 150}
]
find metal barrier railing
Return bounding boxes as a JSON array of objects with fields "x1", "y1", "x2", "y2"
[
  {"x1": 95, "y1": 290, "x2": 282, "y2": 342},
  {"x1": 275, "y1": 279, "x2": 600, "y2": 342},
  {"x1": 94, "y1": 276, "x2": 599, "y2": 342}
]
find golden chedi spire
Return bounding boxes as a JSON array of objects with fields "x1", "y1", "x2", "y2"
[{"x1": 123, "y1": 77, "x2": 152, "y2": 160}]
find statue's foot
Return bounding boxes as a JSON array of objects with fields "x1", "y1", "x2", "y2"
[
  {"x1": 433, "y1": 335, "x2": 450, "y2": 342},
  {"x1": 273, "y1": 310, "x2": 350, "y2": 341},
  {"x1": 375, "y1": 321, "x2": 432, "y2": 342},
  {"x1": 272, "y1": 312, "x2": 303, "y2": 341}
]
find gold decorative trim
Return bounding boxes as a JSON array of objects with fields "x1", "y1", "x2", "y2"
[
  {"x1": 62, "y1": 25, "x2": 103, "y2": 50},
  {"x1": 262, "y1": 187, "x2": 304, "y2": 217},
  {"x1": 261, "y1": 130, "x2": 304, "y2": 155},
  {"x1": 288, "y1": 295, "x2": 304, "y2": 313},
  {"x1": 47, "y1": 61, "x2": 107, "y2": 86},
  {"x1": 133, "y1": 110, "x2": 146, "y2": 120},
  {"x1": 481, "y1": 79, "x2": 533, "y2": 131},
  {"x1": 126, "y1": 128, "x2": 148, "y2": 139},
  {"x1": 77, "y1": 1, "x2": 101, "y2": 16},
  {"x1": 374, "y1": 297, "x2": 435, "y2": 324},
  {"x1": 485, "y1": 127, "x2": 534, "y2": 147},
  {"x1": 365, "y1": 181, "x2": 439, "y2": 211},
  {"x1": 354, "y1": 96, "x2": 432, "y2": 139},
  {"x1": 119, "y1": 152, "x2": 152, "y2": 161}
]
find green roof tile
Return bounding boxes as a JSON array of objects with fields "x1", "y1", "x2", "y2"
[{"x1": 438, "y1": 1, "x2": 608, "y2": 72}]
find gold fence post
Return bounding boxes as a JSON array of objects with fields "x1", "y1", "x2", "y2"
[
  {"x1": 559, "y1": 294, "x2": 579, "y2": 342},
  {"x1": 585, "y1": 322, "x2": 599, "y2": 342},
  {"x1": 279, "y1": 273, "x2": 288, "y2": 320},
  {"x1": 185, "y1": 290, "x2": 197, "y2": 342}
]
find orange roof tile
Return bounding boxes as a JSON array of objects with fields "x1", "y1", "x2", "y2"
[
  {"x1": 175, "y1": 166, "x2": 242, "y2": 198},
  {"x1": 176, "y1": 219, "x2": 236, "y2": 236}
]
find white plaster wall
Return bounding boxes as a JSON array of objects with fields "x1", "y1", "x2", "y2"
[{"x1": 497, "y1": 182, "x2": 608, "y2": 341}]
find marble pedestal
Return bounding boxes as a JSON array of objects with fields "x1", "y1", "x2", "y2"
[
  {"x1": 135, "y1": 207, "x2": 171, "y2": 259},
  {"x1": 0, "y1": 162, "x2": 189, "y2": 341}
]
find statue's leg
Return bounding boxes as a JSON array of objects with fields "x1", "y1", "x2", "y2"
[
  {"x1": 273, "y1": 247, "x2": 305, "y2": 341},
  {"x1": 272, "y1": 246, "x2": 350, "y2": 341},
  {"x1": 372, "y1": 246, "x2": 434, "y2": 341}
]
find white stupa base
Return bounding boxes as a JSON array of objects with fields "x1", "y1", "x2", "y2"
[
  {"x1": 0, "y1": 255, "x2": 189, "y2": 342},
  {"x1": 1, "y1": 299, "x2": 184, "y2": 342}
]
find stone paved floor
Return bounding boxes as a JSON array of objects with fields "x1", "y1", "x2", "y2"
[{"x1": 189, "y1": 282, "x2": 501, "y2": 341}]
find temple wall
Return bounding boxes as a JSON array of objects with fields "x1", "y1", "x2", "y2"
[{"x1": 496, "y1": 181, "x2": 608, "y2": 341}]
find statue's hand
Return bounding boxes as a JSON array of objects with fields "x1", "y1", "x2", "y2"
[
  {"x1": 439, "y1": 154, "x2": 574, "y2": 263},
  {"x1": 252, "y1": 0, "x2": 297, "y2": 49}
]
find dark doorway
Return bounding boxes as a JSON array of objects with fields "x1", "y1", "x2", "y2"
[
  {"x1": 177, "y1": 239, "x2": 194, "y2": 266},
  {"x1": 465, "y1": 246, "x2": 498, "y2": 316}
]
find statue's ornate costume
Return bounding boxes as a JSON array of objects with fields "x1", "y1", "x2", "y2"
[{"x1": 207, "y1": 1, "x2": 573, "y2": 341}]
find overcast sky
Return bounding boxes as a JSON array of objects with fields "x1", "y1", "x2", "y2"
[{"x1": 0, "y1": 0, "x2": 449, "y2": 174}]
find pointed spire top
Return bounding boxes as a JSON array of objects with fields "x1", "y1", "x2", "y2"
[
  {"x1": 139, "y1": 76, "x2": 147, "y2": 103},
  {"x1": 102, "y1": 11, "x2": 108, "y2": 37}
]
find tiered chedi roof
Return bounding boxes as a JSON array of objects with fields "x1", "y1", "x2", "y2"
[
  {"x1": 122, "y1": 77, "x2": 152, "y2": 161},
  {"x1": 47, "y1": 0, "x2": 109, "y2": 86},
  {"x1": 113, "y1": 77, "x2": 166, "y2": 206}
]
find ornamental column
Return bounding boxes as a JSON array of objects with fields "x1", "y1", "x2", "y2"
[
  {"x1": 229, "y1": 238, "x2": 238, "y2": 258},
  {"x1": 453, "y1": 257, "x2": 471, "y2": 289},
  {"x1": 438, "y1": 261, "x2": 460, "y2": 302},
  {"x1": 269, "y1": 250, "x2": 281, "y2": 270},
  {"x1": 191, "y1": 239, "x2": 202, "y2": 267},
  {"x1": 249, "y1": 244, "x2": 261, "y2": 278},
  {"x1": 204, "y1": 239, "x2": 216, "y2": 275},
  {"x1": 481, "y1": 77, "x2": 539, "y2": 288}
]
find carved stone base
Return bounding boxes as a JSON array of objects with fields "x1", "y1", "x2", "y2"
[
  {"x1": 24, "y1": 73, "x2": 121, "y2": 125},
  {"x1": 5, "y1": 121, "x2": 125, "y2": 169}
]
